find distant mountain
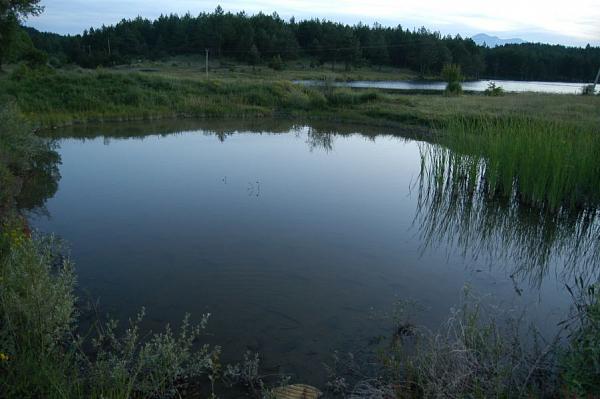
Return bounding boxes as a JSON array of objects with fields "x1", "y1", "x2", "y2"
[{"x1": 471, "y1": 33, "x2": 526, "y2": 47}]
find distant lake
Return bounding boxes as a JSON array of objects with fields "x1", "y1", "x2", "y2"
[
  {"x1": 295, "y1": 79, "x2": 596, "y2": 94},
  {"x1": 28, "y1": 119, "x2": 596, "y2": 386}
]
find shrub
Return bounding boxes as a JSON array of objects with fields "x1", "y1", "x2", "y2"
[
  {"x1": 384, "y1": 288, "x2": 557, "y2": 398},
  {"x1": 441, "y1": 64, "x2": 463, "y2": 96},
  {"x1": 484, "y1": 81, "x2": 504, "y2": 96},
  {"x1": 22, "y1": 48, "x2": 49, "y2": 69},
  {"x1": 0, "y1": 230, "x2": 222, "y2": 398},
  {"x1": 268, "y1": 55, "x2": 284, "y2": 71}
]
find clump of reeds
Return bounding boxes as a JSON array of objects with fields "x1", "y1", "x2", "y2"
[{"x1": 439, "y1": 116, "x2": 600, "y2": 211}]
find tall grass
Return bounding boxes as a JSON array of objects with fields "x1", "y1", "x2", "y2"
[
  {"x1": 0, "y1": 67, "x2": 382, "y2": 127},
  {"x1": 438, "y1": 116, "x2": 600, "y2": 211},
  {"x1": 416, "y1": 117, "x2": 600, "y2": 284}
]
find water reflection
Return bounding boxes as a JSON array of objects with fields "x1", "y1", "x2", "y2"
[
  {"x1": 16, "y1": 142, "x2": 61, "y2": 217},
  {"x1": 39, "y1": 119, "x2": 428, "y2": 149},
  {"x1": 416, "y1": 143, "x2": 600, "y2": 286},
  {"x1": 29, "y1": 120, "x2": 585, "y2": 385}
]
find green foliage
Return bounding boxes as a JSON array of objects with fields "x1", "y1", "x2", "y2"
[
  {"x1": 82, "y1": 310, "x2": 220, "y2": 398},
  {"x1": 20, "y1": 10, "x2": 490, "y2": 77},
  {"x1": 0, "y1": 0, "x2": 44, "y2": 66},
  {"x1": 485, "y1": 43, "x2": 600, "y2": 82},
  {"x1": 442, "y1": 64, "x2": 463, "y2": 96},
  {"x1": 0, "y1": 231, "x2": 78, "y2": 398},
  {"x1": 439, "y1": 116, "x2": 600, "y2": 211},
  {"x1": 22, "y1": 47, "x2": 48, "y2": 68},
  {"x1": 268, "y1": 54, "x2": 284, "y2": 71},
  {"x1": 414, "y1": 115, "x2": 600, "y2": 286},
  {"x1": 0, "y1": 229, "x2": 221, "y2": 398},
  {"x1": 248, "y1": 44, "x2": 260, "y2": 66},
  {"x1": 441, "y1": 63, "x2": 462, "y2": 82},
  {"x1": 561, "y1": 283, "x2": 600, "y2": 396},
  {"x1": 484, "y1": 81, "x2": 504, "y2": 96}
]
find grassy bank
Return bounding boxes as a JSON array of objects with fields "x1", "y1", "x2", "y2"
[{"x1": 1, "y1": 67, "x2": 599, "y2": 129}]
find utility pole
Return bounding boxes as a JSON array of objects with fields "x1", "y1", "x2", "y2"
[{"x1": 205, "y1": 49, "x2": 209, "y2": 79}]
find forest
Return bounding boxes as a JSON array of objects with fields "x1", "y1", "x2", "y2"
[{"x1": 12, "y1": 6, "x2": 600, "y2": 82}]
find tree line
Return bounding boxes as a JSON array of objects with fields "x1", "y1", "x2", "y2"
[{"x1": 11, "y1": 6, "x2": 600, "y2": 82}]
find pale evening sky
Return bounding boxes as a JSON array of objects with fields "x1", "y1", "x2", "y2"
[{"x1": 26, "y1": 0, "x2": 600, "y2": 47}]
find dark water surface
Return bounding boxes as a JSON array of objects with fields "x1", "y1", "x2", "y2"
[{"x1": 31, "y1": 120, "x2": 577, "y2": 385}]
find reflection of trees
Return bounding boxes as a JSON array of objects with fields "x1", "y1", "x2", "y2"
[
  {"x1": 16, "y1": 141, "x2": 61, "y2": 215},
  {"x1": 39, "y1": 118, "x2": 428, "y2": 153},
  {"x1": 416, "y1": 143, "x2": 600, "y2": 287},
  {"x1": 306, "y1": 127, "x2": 334, "y2": 152}
]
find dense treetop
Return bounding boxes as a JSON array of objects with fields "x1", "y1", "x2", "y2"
[{"x1": 16, "y1": 7, "x2": 600, "y2": 81}]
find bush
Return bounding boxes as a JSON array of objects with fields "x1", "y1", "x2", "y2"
[
  {"x1": 268, "y1": 55, "x2": 284, "y2": 71},
  {"x1": 484, "y1": 81, "x2": 504, "y2": 96},
  {"x1": 445, "y1": 81, "x2": 463, "y2": 96},
  {"x1": 442, "y1": 64, "x2": 463, "y2": 96},
  {"x1": 323, "y1": 288, "x2": 560, "y2": 398},
  {"x1": 385, "y1": 288, "x2": 557, "y2": 398},
  {"x1": 0, "y1": 231, "x2": 77, "y2": 398},
  {"x1": 0, "y1": 230, "x2": 222, "y2": 398},
  {"x1": 22, "y1": 48, "x2": 49, "y2": 69}
]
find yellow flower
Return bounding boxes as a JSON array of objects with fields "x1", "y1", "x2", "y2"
[{"x1": 0, "y1": 353, "x2": 9, "y2": 362}]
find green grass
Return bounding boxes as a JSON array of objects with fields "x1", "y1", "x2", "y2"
[
  {"x1": 1, "y1": 66, "x2": 599, "y2": 129},
  {"x1": 416, "y1": 116, "x2": 600, "y2": 285},
  {"x1": 561, "y1": 282, "x2": 600, "y2": 396},
  {"x1": 438, "y1": 116, "x2": 600, "y2": 211}
]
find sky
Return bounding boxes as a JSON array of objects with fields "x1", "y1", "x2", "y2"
[{"x1": 26, "y1": 0, "x2": 600, "y2": 47}]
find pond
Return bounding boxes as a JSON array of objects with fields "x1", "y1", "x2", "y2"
[
  {"x1": 28, "y1": 119, "x2": 594, "y2": 386},
  {"x1": 295, "y1": 79, "x2": 597, "y2": 94}
]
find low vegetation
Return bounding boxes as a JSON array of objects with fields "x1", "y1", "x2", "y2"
[
  {"x1": 484, "y1": 81, "x2": 504, "y2": 96},
  {"x1": 1, "y1": 66, "x2": 599, "y2": 130},
  {"x1": 324, "y1": 285, "x2": 600, "y2": 398}
]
